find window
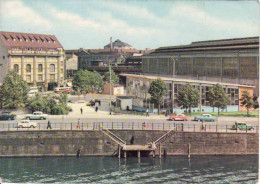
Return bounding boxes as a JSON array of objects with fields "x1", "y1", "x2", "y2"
[
  {"x1": 38, "y1": 64, "x2": 43, "y2": 72},
  {"x1": 26, "y1": 64, "x2": 31, "y2": 72},
  {"x1": 50, "y1": 74, "x2": 55, "y2": 81},
  {"x1": 26, "y1": 75, "x2": 31, "y2": 82},
  {"x1": 38, "y1": 75, "x2": 43, "y2": 81},
  {"x1": 14, "y1": 64, "x2": 19, "y2": 73},
  {"x1": 50, "y1": 64, "x2": 55, "y2": 72}
]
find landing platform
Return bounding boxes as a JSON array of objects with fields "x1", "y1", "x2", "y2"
[{"x1": 122, "y1": 145, "x2": 155, "y2": 151}]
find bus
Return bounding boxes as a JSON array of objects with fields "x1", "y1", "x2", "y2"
[{"x1": 54, "y1": 87, "x2": 72, "y2": 93}]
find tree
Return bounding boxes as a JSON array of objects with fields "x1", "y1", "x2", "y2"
[
  {"x1": 0, "y1": 71, "x2": 29, "y2": 108},
  {"x1": 176, "y1": 84, "x2": 200, "y2": 115},
  {"x1": 208, "y1": 84, "x2": 229, "y2": 116},
  {"x1": 253, "y1": 96, "x2": 259, "y2": 109},
  {"x1": 72, "y1": 70, "x2": 103, "y2": 94},
  {"x1": 240, "y1": 91, "x2": 254, "y2": 117},
  {"x1": 148, "y1": 78, "x2": 167, "y2": 114},
  {"x1": 104, "y1": 69, "x2": 119, "y2": 84}
]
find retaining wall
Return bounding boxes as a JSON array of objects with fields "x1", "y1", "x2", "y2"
[{"x1": 0, "y1": 130, "x2": 258, "y2": 157}]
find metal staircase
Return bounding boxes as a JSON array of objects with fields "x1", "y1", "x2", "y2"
[
  {"x1": 152, "y1": 128, "x2": 176, "y2": 147},
  {"x1": 100, "y1": 125, "x2": 126, "y2": 146}
]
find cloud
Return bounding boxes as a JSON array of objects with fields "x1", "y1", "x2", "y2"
[
  {"x1": 2, "y1": 0, "x2": 51, "y2": 30},
  {"x1": 171, "y1": 4, "x2": 258, "y2": 35}
]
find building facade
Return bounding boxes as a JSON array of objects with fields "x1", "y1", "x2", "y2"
[
  {"x1": 120, "y1": 74, "x2": 254, "y2": 113},
  {"x1": 142, "y1": 37, "x2": 259, "y2": 95},
  {"x1": 0, "y1": 31, "x2": 65, "y2": 91}
]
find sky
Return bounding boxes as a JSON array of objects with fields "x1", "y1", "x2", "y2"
[{"x1": 0, "y1": 0, "x2": 259, "y2": 50}]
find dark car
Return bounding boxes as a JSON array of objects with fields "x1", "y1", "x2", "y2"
[{"x1": 0, "y1": 112, "x2": 16, "y2": 120}]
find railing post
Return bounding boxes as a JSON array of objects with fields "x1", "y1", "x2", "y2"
[
  {"x1": 226, "y1": 125, "x2": 227, "y2": 133},
  {"x1": 112, "y1": 122, "x2": 114, "y2": 130},
  {"x1": 71, "y1": 122, "x2": 72, "y2": 130},
  {"x1": 194, "y1": 124, "x2": 195, "y2": 132}
]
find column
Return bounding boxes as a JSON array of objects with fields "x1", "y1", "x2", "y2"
[
  {"x1": 33, "y1": 56, "x2": 37, "y2": 86},
  {"x1": 220, "y1": 57, "x2": 223, "y2": 82},
  {"x1": 44, "y1": 56, "x2": 48, "y2": 91},
  {"x1": 21, "y1": 56, "x2": 24, "y2": 80},
  {"x1": 137, "y1": 150, "x2": 141, "y2": 158},
  {"x1": 199, "y1": 84, "x2": 202, "y2": 112},
  {"x1": 118, "y1": 145, "x2": 121, "y2": 159},
  {"x1": 172, "y1": 82, "x2": 175, "y2": 111},
  {"x1": 57, "y1": 56, "x2": 61, "y2": 87},
  {"x1": 237, "y1": 52, "x2": 240, "y2": 84},
  {"x1": 159, "y1": 144, "x2": 162, "y2": 159}
]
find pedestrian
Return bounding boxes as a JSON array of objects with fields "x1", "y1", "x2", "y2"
[
  {"x1": 142, "y1": 122, "x2": 146, "y2": 128},
  {"x1": 76, "y1": 148, "x2": 81, "y2": 157},
  {"x1": 47, "y1": 120, "x2": 52, "y2": 130},
  {"x1": 130, "y1": 135, "x2": 135, "y2": 145},
  {"x1": 201, "y1": 120, "x2": 205, "y2": 131},
  {"x1": 80, "y1": 107, "x2": 83, "y2": 115},
  {"x1": 77, "y1": 119, "x2": 81, "y2": 129},
  {"x1": 95, "y1": 106, "x2": 98, "y2": 112},
  {"x1": 146, "y1": 109, "x2": 149, "y2": 117}
]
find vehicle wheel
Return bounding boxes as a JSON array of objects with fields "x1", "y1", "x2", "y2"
[
  {"x1": 41, "y1": 117, "x2": 44, "y2": 120},
  {"x1": 26, "y1": 117, "x2": 30, "y2": 120},
  {"x1": 30, "y1": 125, "x2": 34, "y2": 128},
  {"x1": 8, "y1": 118, "x2": 11, "y2": 120},
  {"x1": 174, "y1": 118, "x2": 176, "y2": 121},
  {"x1": 19, "y1": 125, "x2": 23, "y2": 128},
  {"x1": 185, "y1": 119, "x2": 188, "y2": 121}
]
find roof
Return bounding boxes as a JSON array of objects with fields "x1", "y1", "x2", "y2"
[
  {"x1": 150, "y1": 36, "x2": 259, "y2": 54},
  {"x1": 82, "y1": 48, "x2": 140, "y2": 54},
  {"x1": 0, "y1": 31, "x2": 63, "y2": 50},
  {"x1": 104, "y1": 39, "x2": 132, "y2": 49},
  {"x1": 119, "y1": 74, "x2": 255, "y2": 88}
]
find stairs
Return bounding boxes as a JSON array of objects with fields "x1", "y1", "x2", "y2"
[
  {"x1": 100, "y1": 125, "x2": 126, "y2": 147},
  {"x1": 153, "y1": 128, "x2": 176, "y2": 147}
]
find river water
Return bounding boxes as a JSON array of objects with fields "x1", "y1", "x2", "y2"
[{"x1": 0, "y1": 155, "x2": 258, "y2": 183}]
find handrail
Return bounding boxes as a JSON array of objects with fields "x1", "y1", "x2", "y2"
[
  {"x1": 100, "y1": 125, "x2": 126, "y2": 145},
  {"x1": 153, "y1": 128, "x2": 176, "y2": 146}
]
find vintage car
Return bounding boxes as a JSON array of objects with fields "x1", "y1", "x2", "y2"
[
  {"x1": 18, "y1": 120, "x2": 37, "y2": 128},
  {"x1": 194, "y1": 114, "x2": 216, "y2": 122},
  {"x1": 169, "y1": 114, "x2": 188, "y2": 121},
  {"x1": 0, "y1": 112, "x2": 16, "y2": 121},
  {"x1": 25, "y1": 111, "x2": 47, "y2": 120},
  {"x1": 231, "y1": 122, "x2": 254, "y2": 131}
]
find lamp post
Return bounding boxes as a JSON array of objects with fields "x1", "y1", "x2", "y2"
[{"x1": 109, "y1": 61, "x2": 112, "y2": 115}]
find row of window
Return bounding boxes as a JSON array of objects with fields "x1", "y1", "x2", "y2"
[
  {"x1": 3, "y1": 34, "x2": 56, "y2": 43},
  {"x1": 26, "y1": 74, "x2": 56, "y2": 82},
  {"x1": 14, "y1": 64, "x2": 57, "y2": 73}
]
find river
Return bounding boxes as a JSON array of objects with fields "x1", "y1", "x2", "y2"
[{"x1": 0, "y1": 155, "x2": 258, "y2": 183}]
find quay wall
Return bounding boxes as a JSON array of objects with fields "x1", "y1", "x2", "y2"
[{"x1": 0, "y1": 131, "x2": 258, "y2": 157}]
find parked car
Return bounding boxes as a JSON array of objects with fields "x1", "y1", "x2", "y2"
[
  {"x1": 231, "y1": 122, "x2": 254, "y2": 131},
  {"x1": 18, "y1": 120, "x2": 37, "y2": 128},
  {"x1": 169, "y1": 114, "x2": 188, "y2": 121},
  {"x1": 194, "y1": 114, "x2": 216, "y2": 122},
  {"x1": 25, "y1": 111, "x2": 47, "y2": 120},
  {"x1": 0, "y1": 112, "x2": 16, "y2": 120}
]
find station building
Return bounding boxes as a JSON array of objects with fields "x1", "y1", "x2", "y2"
[
  {"x1": 142, "y1": 37, "x2": 259, "y2": 95},
  {"x1": 120, "y1": 73, "x2": 254, "y2": 113},
  {"x1": 0, "y1": 31, "x2": 65, "y2": 91}
]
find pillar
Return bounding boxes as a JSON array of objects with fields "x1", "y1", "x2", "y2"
[
  {"x1": 188, "y1": 143, "x2": 191, "y2": 159},
  {"x1": 44, "y1": 57, "x2": 48, "y2": 91},
  {"x1": 124, "y1": 151, "x2": 127, "y2": 158},
  {"x1": 118, "y1": 145, "x2": 121, "y2": 159},
  {"x1": 33, "y1": 56, "x2": 37, "y2": 86},
  {"x1": 152, "y1": 150, "x2": 155, "y2": 158},
  {"x1": 57, "y1": 56, "x2": 61, "y2": 87},
  {"x1": 21, "y1": 56, "x2": 24, "y2": 80},
  {"x1": 159, "y1": 144, "x2": 161, "y2": 159},
  {"x1": 137, "y1": 150, "x2": 140, "y2": 158},
  {"x1": 199, "y1": 84, "x2": 202, "y2": 112}
]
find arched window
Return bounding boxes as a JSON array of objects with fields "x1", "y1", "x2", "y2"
[
  {"x1": 26, "y1": 64, "x2": 31, "y2": 72},
  {"x1": 50, "y1": 64, "x2": 55, "y2": 72},
  {"x1": 38, "y1": 64, "x2": 43, "y2": 72},
  {"x1": 14, "y1": 64, "x2": 19, "y2": 73}
]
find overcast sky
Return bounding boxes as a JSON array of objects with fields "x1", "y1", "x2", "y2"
[{"x1": 0, "y1": 0, "x2": 259, "y2": 50}]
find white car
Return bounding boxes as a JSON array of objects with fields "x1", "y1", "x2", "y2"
[
  {"x1": 25, "y1": 111, "x2": 48, "y2": 120},
  {"x1": 18, "y1": 120, "x2": 37, "y2": 128}
]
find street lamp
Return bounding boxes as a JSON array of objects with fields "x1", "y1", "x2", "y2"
[{"x1": 109, "y1": 60, "x2": 112, "y2": 115}]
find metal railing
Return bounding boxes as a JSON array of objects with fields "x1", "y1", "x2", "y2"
[{"x1": 0, "y1": 122, "x2": 258, "y2": 133}]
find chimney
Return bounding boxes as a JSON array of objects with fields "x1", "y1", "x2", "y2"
[{"x1": 110, "y1": 37, "x2": 113, "y2": 49}]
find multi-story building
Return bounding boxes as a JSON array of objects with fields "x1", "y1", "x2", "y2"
[
  {"x1": 77, "y1": 38, "x2": 142, "y2": 71},
  {"x1": 0, "y1": 31, "x2": 65, "y2": 91}
]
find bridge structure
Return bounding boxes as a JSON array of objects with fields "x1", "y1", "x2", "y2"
[{"x1": 100, "y1": 125, "x2": 176, "y2": 158}]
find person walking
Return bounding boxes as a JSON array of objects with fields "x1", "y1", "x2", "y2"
[
  {"x1": 80, "y1": 108, "x2": 83, "y2": 115},
  {"x1": 201, "y1": 120, "x2": 205, "y2": 131},
  {"x1": 77, "y1": 119, "x2": 81, "y2": 129},
  {"x1": 47, "y1": 120, "x2": 52, "y2": 130},
  {"x1": 142, "y1": 122, "x2": 146, "y2": 129},
  {"x1": 146, "y1": 109, "x2": 149, "y2": 117},
  {"x1": 95, "y1": 106, "x2": 98, "y2": 112},
  {"x1": 98, "y1": 100, "x2": 101, "y2": 106}
]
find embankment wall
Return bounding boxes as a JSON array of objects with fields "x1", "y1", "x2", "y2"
[{"x1": 0, "y1": 131, "x2": 258, "y2": 157}]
